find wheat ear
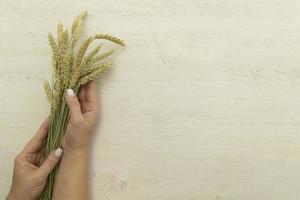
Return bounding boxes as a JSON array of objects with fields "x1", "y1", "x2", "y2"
[
  {"x1": 78, "y1": 62, "x2": 113, "y2": 87},
  {"x1": 71, "y1": 11, "x2": 88, "y2": 48},
  {"x1": 89, "y1": 50, "x2": 114, "y2": 66},
  {"x1": 85, "y1": 45, "x2": 102, "y2": 65},
  {"x1": 57, "y1": 23, "x2": 64, "y2": 49},
  {"x1": 95, "y1": 33, "x2": 125, "y2": 46},
  {"x1": 44, "y1": 80, "x2": 53, "y2": 104},
  {"x1": 69, "y1": 36, "x2": 94, "y2": 87}
]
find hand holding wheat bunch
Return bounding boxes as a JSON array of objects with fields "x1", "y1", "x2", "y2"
[{"x1": 40, "y1": 11, "x2": 124, "y2": 199}]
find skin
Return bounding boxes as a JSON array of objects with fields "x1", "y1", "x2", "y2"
[
  {"x1": 53, "y1": 80, "x2": 98, "y2": 200},
  {"x1": 7, "y1": 80, "x2": 98, "y2": 200},
  {"x1": 6, "y1": 118, "x2": 62, "y2": 200}
]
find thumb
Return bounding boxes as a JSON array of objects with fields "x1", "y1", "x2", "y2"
[
  {"x1": 65, "y1": 88, "x2": 83, "y2": 123},
  {"x1": 38, "y1": 147, "x2": 63, "y2": 178}
]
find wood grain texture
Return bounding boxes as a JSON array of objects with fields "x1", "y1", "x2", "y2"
[{"x1": 1, "y1": 0, "x2": 300, "y2": 199}]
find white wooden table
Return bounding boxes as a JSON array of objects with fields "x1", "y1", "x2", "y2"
[{"x1": 1, "y1": 0, "x2": 300, "y2": 199}]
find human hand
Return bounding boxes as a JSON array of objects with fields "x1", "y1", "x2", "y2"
[
  {"x1": 63, "y1": 80, "x2": 98, "y2": 152},
  {"x1": 6, "y1": 118, "x2": 63, "y2": 200},
  {"x1": 51, "y1": 81, "x2": 98, "y2": 200}
]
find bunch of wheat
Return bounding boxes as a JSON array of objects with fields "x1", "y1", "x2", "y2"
[{"x1": 40, "y1": 11, "x2": 124, "y2": 199}]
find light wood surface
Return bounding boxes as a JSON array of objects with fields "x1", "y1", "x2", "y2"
[{"x1": 1, "y1": 0, "x2": 300, "y2": 199}]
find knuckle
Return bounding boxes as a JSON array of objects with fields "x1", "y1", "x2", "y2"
[
  {"x1": 48, "y1": 155, "x2": 57, "y2": 165},
  {"x1": 69, "y1": 98, "x2": 80, "y2": 107},
  {"x1": 14, "y1": 154, "x2": 22, "y2": 164}
]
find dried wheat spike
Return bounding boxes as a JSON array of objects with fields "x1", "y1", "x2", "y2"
[
  {"x1": 61, "y1": 51, "x2": 71, "y2": 87},
  {"x1": 69, "y1": 37, "x2": 94, "y2": 87},
  {"x1": 57, "y1": 23, "x2": 64, "y2": 49},
  {"x1": 71, "y1": 11, "x2": 87, "y2": 48},
  {"x1": 78, "y1": 62, "x2": 112, "y2": 87},
  {"x1": 60, "y1": 30, "x2": 71, "y2": 87},
  {"x1": 61, "y1": 30, "x2": 69, "y2": 52},
  {"x1": 95, "y1": 34, "x2": 125, "y2": 46},
  {"x1": 84, "y1": 61, "x2": 112, "y2": 75},
  {"x1": 75, "y1": 36, "x2": 94, "y2": 67},
  {"x1": 52, "y1": 77, "x2": 62, "y2": 109},
  {"x1": 48, "y1": 33, "x2": 60, "y2": 78},
  {"x1": 85, "y1": 45, "x2": 102, "y2": 65},
  {"x1": 48, "y1": 33, "x2": 60, "y2": 61},
  {"x1": 90, "y1": 50, "x2": 114, "y2": 65},
  {"x1": 44, "y1": 80, "x2": 53, "y2": 104}
]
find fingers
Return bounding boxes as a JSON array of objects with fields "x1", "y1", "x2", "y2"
[
  {"x1": 23, "y1": 117, "x2": 50, "y2": 154},
  {"x1": 38, "y1": 147, "x2": 63, "y2": 178},
  {"x1": 66, "y1": 88, "x2": 83, "y2": 123},
  {"x1": 85, "y1": 81, "x2": 98, "y2": 106},
  {"x1": 81, "y1": 81, "x2": 98, "y2": 113},
  {"x1": 78, "y1": 85, "x2": 86, "y2": 103}
]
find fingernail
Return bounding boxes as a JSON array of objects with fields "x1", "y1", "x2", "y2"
[
  {"x1": 55, "y1": 147, "x2": 63, "y2": 158},
  {"x1": 67, "y1": 88, "x2": 75, "y2": 97}
]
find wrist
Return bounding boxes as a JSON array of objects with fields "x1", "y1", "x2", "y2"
[
  {"x1": 63, "y1": 147, "x2": 89, "y2": 159},
  {"x1": 63, "y1": 139, "x2": 91, "y2": 155}
]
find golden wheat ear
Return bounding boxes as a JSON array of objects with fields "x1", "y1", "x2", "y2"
[
  {"x1": 48, "y1": 33, "x2": 59, "y2": 61},
  {"x1": 44, "y1": 80, "x2": 53, "y2": 104},
  {"x1": 95, "y1": 33, "x2": 125, "y2": 46},
  {"x1": 57, "y1": 23, "x2": 64, "y2": 49},
  {"x1": 77, "y1": 62, "x2": 113, "y2": 87},
  {"x1": 71, "y1": 11, "x2": 88, "y2": 48},
  {"x1": 85, "y1": 45, "x2": 102, "y2": 64},
  {"x1": 89, "y1": 50, "x2": 114, "y2": 65}
]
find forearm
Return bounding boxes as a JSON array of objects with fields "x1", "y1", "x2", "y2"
[
  {"x1": 52, "y1": 149, "x2": 89, "y2": 200},
  {"x1": 6, "y1": 192, "x2": 29, "y2": 200}
]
